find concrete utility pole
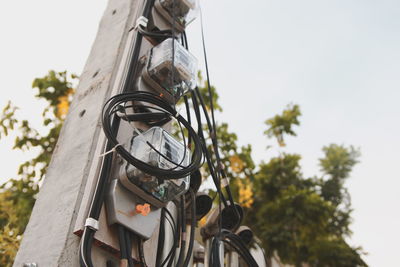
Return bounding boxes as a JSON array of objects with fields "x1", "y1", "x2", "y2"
[
  {"x1": 14, "y1": 0, "x2": 146, "y2": 266},
  {"x1": 13, "y1": 0, "x2": 267, "y2": 266}
]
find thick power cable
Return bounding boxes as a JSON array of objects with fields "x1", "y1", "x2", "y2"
[
  {"x1": 190, "y1": 90, "x2": 228, "y2": 207},
  {"x1": 181, "y1": 189, "x2": 196, "y2": 267},
  {"x1": 176, "y1": 195, "x2": 186, "y2": 267}
]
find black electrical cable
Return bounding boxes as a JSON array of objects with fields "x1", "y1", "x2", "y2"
[
  {"x1": 176, "y1": 195, "x2": 186, "y2": 267},
  {"x1": 106, "y1": 91, "x2": 197, "y2": 173},
  {"x1": 183, "y1": 95, "x2": 192, "y2": 147},
  {"x1": 124, "y1": 229, "x2": 133, "y2": 267},
  {"x1": 125, "y1": 229, "x2": 134, "y2": 267},
  {"x1": 123, "y1": 0, "x2": 156, "y2": 92},
  {"x1": 210, "y1": 236, "x2": 222, "y2": 267},
  {"x1": 190, "y1": 89, "x2": 228, "y2": 207},
  {"x1": 160, "y1": 223, "x2": 178, "y2": 266},
  {"x1": 182, "y1": 32, "x2": 188, "y2": 50},
  {"x1": 160, "y1": 208, "x2": 178, "y2": 267},
  {"x1": 181, "y1": 189, "x2": 196, "y2": 267},
  {"x1": 170, "y1": 0, "x2": 176, "y2": 114},
  {"x1": 187, "y1": 8, "x2": 243, "y2": 228},
  {"x1": 194, "y1": 87, "x2": 242, "y2": 226},
  {"x1": 155, "y1": 209, "x2": 166, "y2": 267},
  {"x1": 166, "y1": 201, "x2": 181, "y2": 267},
  {"x1": 138, "y1": 236, "x2": 148, "y2": 267},
  {"x1": 164, "y1": 208, "x2": 177, "y2": 234},
  {"x1": 138, "y1": 26, "x2": 174, "y2": 39},
  {"x1": 116, "y1": 103, "x2": 172, "y2": 126},
  {"x1": 118, "y1": 225, "x2": 128, "y2": 264},
  {"x1": 223, "y1": 240, "x2": 249, "y2": 264},
  {"x1": 80, "y1": 117, "x2": 119, "y2": 267},
  {"x1": 221, "y1": 230, "x2": 259, "y2": 267},
  {"x1": 102, "y1": 91, "x2": 203, "y2": 179}
]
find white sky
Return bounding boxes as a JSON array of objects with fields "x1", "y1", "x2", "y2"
[{"x1": 1, "y1": 0, "x2": 399, "y2": 266}]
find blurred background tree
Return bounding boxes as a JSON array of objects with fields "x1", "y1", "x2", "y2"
[
  {"x1": 0, "y1": 70, "x2": 76, "y2": 266},
  {"x1": 197, "y1": 82, "x2": 366, "y2": 266},
  {"x1": 244, "y1": 105, "x2": 367, "y2": 266}
]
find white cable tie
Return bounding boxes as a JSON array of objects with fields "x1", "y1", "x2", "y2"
[
  {"x1": 221, "y1": 178, "x2": 230, "y2": 188},
  {"x1": 135, "y1": 16, "x2": 148, "y2": 30},
  {"x1": 174, "y1": 107, "x2": 183, "y2": 118},
  {"x1": 85, "y1": 218, "x2": 99, "y2": 231},
  {"x1": 99, "y1": 144, "x2": 122, "y2": 158}
]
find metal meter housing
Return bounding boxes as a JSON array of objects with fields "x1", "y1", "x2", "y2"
[
  {"x1": 142, "y1": 38, "x2": 197, "y2": 103},
  {"x1": 154, "y1": 0, "x2": 198, "y2": 32},
  {"x1": 119, "y1": 126, "x2": 191, "y2": 208}
]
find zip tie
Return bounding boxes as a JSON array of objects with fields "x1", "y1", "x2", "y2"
[
  {"x1": 174, "y1": 107, "x2": 183, "y2": 118},
  {"x1": 85, "y1": 218, "x2": 99, "y2": 231},
  {"x1": 135, "y1": 16, "x2": 148, "y2": 30},
  {"x1": 221, "y1": 178, "x2": 230, "y2": 188},
  {"x1": 99, "y1": 144, "x2": 122, "y2": 158}
]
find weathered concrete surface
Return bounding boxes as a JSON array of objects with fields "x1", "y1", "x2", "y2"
[{"x1": 13, "y1": 0, "x2": 137, "y2": 266}]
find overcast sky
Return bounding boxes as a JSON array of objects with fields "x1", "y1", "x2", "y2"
[{"x1": 1, "y1": 0, "x2": 399, "y2": 266}]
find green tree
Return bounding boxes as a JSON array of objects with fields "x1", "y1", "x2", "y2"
[
  {"x1": 0, "y1": 70, "x2": 76, "y2": 266},
  {"x1": 246, "y1": 104, "x2": 367, "y2": 266},
  {"x1": 195, "y1": 85, "x2": 366, "y2": 267}
]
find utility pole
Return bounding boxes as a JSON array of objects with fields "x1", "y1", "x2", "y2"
[
  {"x1": 13, "y1": 0, "x2": 145, "y2": 266},
  {"x1": 13, "y1": 0, "x2": 266, "y2": 266}
]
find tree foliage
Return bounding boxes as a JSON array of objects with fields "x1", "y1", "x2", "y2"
[
  {"x1": 0, "y1": 70, "x2": 76, "y2": 265},
  {"x1": 264, "y1": 104, "x2": 301, "y2": 147},
  {"x1": 246, "y1": 105, "x2": 367, "y2": 266},
  {"x1": 195, "y1": 80, "x2": 365, "y2": 267}
]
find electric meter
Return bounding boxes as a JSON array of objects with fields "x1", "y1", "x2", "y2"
[
  {"x1": 155, "y1": 0, "x2": 198, "y2": 31},
  {"x1": 119, "y1": 127, "x2": 191, "y2": 207},
  {"x1": 142, "y1": 38, "x2": 197, "y2": 103}
]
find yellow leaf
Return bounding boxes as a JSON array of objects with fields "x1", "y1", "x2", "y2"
[
  {"x1": 56, "y1": 96, "x2": 69, "y2": 119},
  {"x1": 230, "y1": 155, "x2": 244, "y2": 173},
  {"x1": 237, "y1": 179, "x2": 254, "y2": 208}
]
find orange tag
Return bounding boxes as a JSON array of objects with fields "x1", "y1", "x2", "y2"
[{"x1": 135, "y1": 203, "x2": 151, "y2": 216}]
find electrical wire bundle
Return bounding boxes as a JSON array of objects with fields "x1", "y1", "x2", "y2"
[
  {"x1": 211, "y1": 230, "x2": 259, "y2": 267},
  {"x1": 79, "y1": 0, "x2": 260, "y2": 266},
  {"x1": 101, "y1": 91, "x2": 203, "y2": 179}
]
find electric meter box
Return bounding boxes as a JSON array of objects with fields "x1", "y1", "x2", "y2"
[
  {"x1": 142, "y1": 38, "x2": 197, "y2": 103},
  {"x1": 154, "y1": 0, "x2": 198, "y2": 32},
  {"x1": 119, "y1": 127, "x2": 191, "y2": 208},
  {"x1": 106, "y1": 179, "x2": 161, "y2": 240}
]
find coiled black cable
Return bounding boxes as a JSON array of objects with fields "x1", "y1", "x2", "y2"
[{"x1": 102, "y1": 91, "x2": 203, "y2": 179}]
